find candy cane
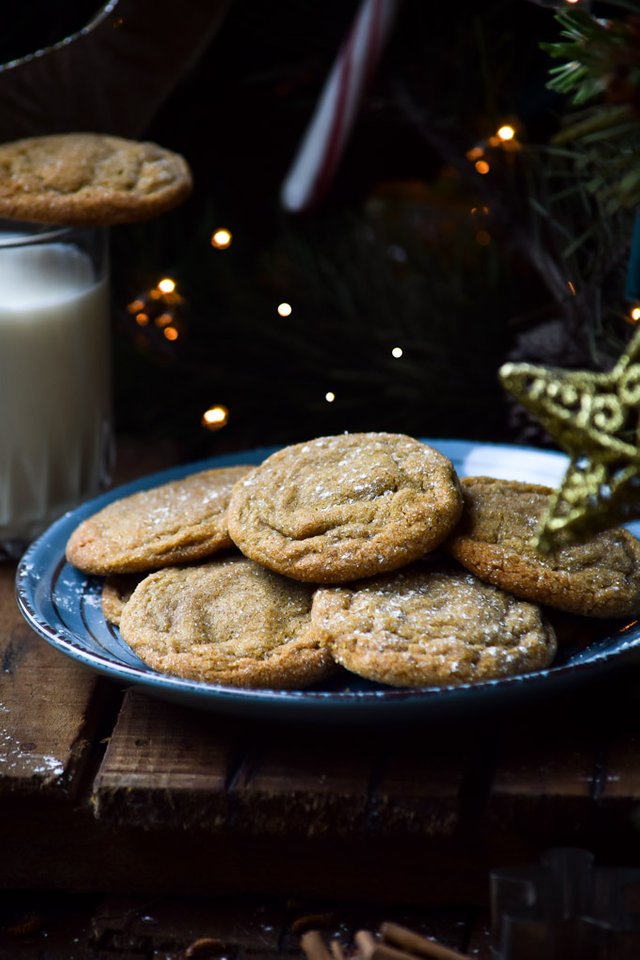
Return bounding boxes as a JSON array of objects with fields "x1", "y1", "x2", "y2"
[{"x1": 281, "y1": 0, "x2": 402, "y2": 213}]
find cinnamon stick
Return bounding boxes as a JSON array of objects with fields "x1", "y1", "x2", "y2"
[
  {"x1": 354, "y1": 930, "x2": 418, "y2": 960},
  {"x1": 301, "y1": 930, "x2": 333, "y2": 960},
  {"x1": 330, "y1": 939, "x2": 347, "y2": 960},
  {"x1": 355, "y1": 930, "x2": 380, "y2": 958},
  {"x1": 380, "y1": 922, "x2": 472, "y2": 960}
]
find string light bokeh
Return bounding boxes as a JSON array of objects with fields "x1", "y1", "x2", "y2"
[
  {"x1": 201, "y1": 404, "x2": 230, "y2": 430},
  {"x1": 211, "y1": 228, "x2": 233, "y2": 249},
  {"x1": 107, "y1": 0, "x2": 607, "y2": 453},
  {"x1": 126, "y1": 278, "x2": 186, "y2": 352}
]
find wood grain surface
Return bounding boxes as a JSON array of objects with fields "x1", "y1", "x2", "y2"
[{"x1": 0, "y1": 563, "x2": 100, "y2": 794}]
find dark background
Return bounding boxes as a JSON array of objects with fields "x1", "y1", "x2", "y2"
[{"x1": 1, "y1": 1, "x2": 588, "y2": 459}]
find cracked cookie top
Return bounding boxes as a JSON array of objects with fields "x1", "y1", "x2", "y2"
[
  {"x1": 311, "y1": 560, "x2": 557, "y2": 687},
  {"x1": 227, "y1": 432, "x2": 463, "y2": 583},
  {"x1": 66, "y1": 466, "x2": 252, "y2": 575},
  {"x1": 444, "y1": 476, "x2": 640, "y2": 618},
  {"x1": 119, "y1": 556, "x2": 335, "y2": 688}
]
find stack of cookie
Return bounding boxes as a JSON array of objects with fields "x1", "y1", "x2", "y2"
[{"x1": 65, "y1": 432, "x2": 640, "y2": 690}]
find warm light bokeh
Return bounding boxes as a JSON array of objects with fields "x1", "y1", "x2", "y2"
[
  {"x1": 496, "y1": 124, "x2": 515, "y2": 141},
  {"x1": 201, "y1": 404, "x2": 230, "y2": 429},
  {"x1": 211, "y1": 229, "x2": 233, "y2": 249}
]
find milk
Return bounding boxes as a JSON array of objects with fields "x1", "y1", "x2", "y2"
[{"x1": 0, "y1": 234, "x2": 112, "y2": 545}]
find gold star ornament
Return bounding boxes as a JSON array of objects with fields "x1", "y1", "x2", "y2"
[{"x1": 499, "y1": 327, "x2": 640, "y2": 552}]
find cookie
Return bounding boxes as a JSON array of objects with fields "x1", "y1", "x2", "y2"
[
  {"x1": 119, "y1": 556, "x2": 335, "y2": 688},
  {"x1": 227, "y1": 433, "x2": 463, "y2": 583},
  {"x1": 311, "y1": 561, "x2": 557, "y2": 687},
  {"x1": 101, "y1": 575, "x2": 142, "y2": 626},
  {"x1": 444, "y1": 476, "x2": 640, "y2": 618},
  {"x1": 66, "y1": 465, "x2": 252, "y2": 575},
  {"x1": 0, "y1": 133, "x2": 192, "y2": 225}
]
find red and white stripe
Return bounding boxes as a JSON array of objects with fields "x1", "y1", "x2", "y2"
[{"x1": 281, "y1": 0, "x2": 402, "y2": 213}]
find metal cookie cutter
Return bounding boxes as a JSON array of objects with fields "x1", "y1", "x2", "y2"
[{"x1": 490, "y1": 847, "x2": 640, "y2": 959}]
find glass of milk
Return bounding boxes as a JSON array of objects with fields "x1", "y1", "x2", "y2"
[{"x1": 0, "y1": 221, "x2": 113, "y2": 556}]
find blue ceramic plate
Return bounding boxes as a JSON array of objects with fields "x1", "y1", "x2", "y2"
[{"x1": 15, "y1": 440, "x2": 640, "y2": 723}]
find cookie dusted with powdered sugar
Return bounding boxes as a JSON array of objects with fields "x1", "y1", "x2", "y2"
[
  {"x1": 120, "y1": 556, "x2": 335, "y2": 688},
  {"x1": 66, "y1": 465, "x2": 252, "y2": 575},
  {"x1": 444, "y1": 476, "x2": 640, "y2": 618},
  {"x1": 311, "y1": 560, "x2": 557, "y2": 687},
  {"x1": 227, "y1": 433, "x2": 463, "y2": 584}
]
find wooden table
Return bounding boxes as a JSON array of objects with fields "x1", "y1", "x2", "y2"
[{"x1": 3, "y1": 441, "x2": 640, "y2": 958}]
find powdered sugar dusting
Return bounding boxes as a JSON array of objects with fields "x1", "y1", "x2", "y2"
[{"x1": 313, "y1": 563, "x2": 556, "y2": 687}]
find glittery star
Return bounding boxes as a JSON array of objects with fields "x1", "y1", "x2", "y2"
[{"x1": 499, "y1": 327, "x2": 640, "y2": 551}]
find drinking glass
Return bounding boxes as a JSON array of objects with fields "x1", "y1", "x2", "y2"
[{"x1": 0, "y1": 220, "x2": 113, "y2": 556}]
